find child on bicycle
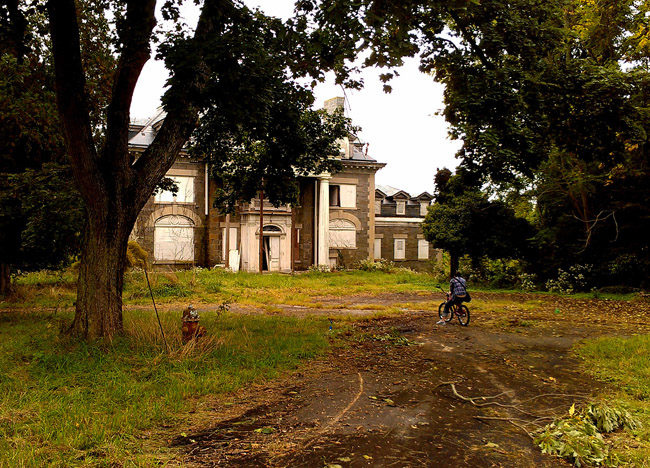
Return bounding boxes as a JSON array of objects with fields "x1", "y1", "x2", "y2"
[{"x1": 437, "y1": 271, "x2": 470, "y2": 324}]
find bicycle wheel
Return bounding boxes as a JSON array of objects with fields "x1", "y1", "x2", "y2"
[
  {"x1": 438, "y1": 302, "x2": 453, "y2": 322},
  {"x1": 457, "y1": 305, "x2": 470, "y2": 326}
]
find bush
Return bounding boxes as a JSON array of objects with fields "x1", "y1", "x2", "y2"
[
  {"x1": 546, "y1": 264, "x2": 593, "y2": 294},
  {"x1": 356, "y1": 259, "x2": 396, "y2": 273},
  {"x1": 459, "y1": 257, "x2": 528, "y2": 289}
]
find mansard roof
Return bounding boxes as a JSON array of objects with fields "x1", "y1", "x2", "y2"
[{"x1": 375, "y1": 185, "x2": 434, "y2": 202}]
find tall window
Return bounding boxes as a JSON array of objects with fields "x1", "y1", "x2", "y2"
[
  {"x1": 418, "y1": 239, "x2": 429, "y2": 260},
  {"x1": 396, "y1": 200, "x2": 406, "y2": 215},
  {"x1": 420, "y1": 202, "x2": 429, "y2": 216},
  {"x1": 394, "y1": 238, "x2": 406, "y2": 259},
  {"x1": 375, "y1": 200, "x2": 382, "y2": 215},
  {"x1": 374, "y1": 238, "x2": 382, "y2": 259},
  {"x1": 329, "y1": 219, "x2": 356, "y2": 248},
  {"x1": 155, "y1": 176, "x2": 194, "y2": 203},
  {"x1": 154, "y1": 215, "x2": 194, "y2": 261}
]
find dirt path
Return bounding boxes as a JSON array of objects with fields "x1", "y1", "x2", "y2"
[{"x1": 173, "y1": 293, "x2": 650, "y2": 467}]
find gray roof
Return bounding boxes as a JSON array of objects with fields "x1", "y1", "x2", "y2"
[
  {"x1": 128, "y1": 107, "x2": 167, "y2": 148},
  {"x1": 376, "y1": 185, "x2": 403, "y2": 197}
]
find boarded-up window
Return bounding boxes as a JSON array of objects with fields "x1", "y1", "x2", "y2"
[
  {"x1": 394, "y1": 238, "x2": 406, "y2": 259},
  {"x1": 418, "y1": 239, "x2": 429, "y2": 259},
  {"x1": 374, "y1": 238, "x2": 382, "y2": 259},
  {"x1": 329, "y1": 218, "x2": 356, "y2": 248},
  {"x1": 396, "y1": 201, "x2": 406, "y2": 215},
  {"x1": 154, "y1": 215, "x2": 194, "y2": 261},
  {"x1": 375, "y1": 200, "x2": 382, "y2": 215},
  {"x1": 420, "y1": 202, "x2": 429, "y2": 216},
  {"x1": 155, "y1": 176, "x2": 195, "y2": 203},
  {"x1": 339, "y1": 184, "x2": 356, "y2": 208}
]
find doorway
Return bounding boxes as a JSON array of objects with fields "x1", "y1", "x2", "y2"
[{"x1": 262, "y1": 225, "x2": 282, "y2": 272}]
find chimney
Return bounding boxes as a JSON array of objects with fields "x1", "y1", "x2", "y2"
[{"x1": 324, "y1": 96, "x2": 345, "y2": 114}]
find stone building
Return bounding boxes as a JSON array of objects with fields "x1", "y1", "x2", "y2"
[
  {"x1": 129, "y1": 98, "x2": 439, "y2": 272},
  {"x1": 374, "y1": 185, "x2": 441, "y2": 271}
]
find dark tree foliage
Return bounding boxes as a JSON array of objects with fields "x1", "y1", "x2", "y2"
[
  {"x1": 186, "y1": 10, "x2": 353, "y2": 209},
  {"x1": 0, "y1": 3, "x2": 88, "y2": 294},
  {"x1": 302, "y1": 0, "x2": 650, "y2": 286},
  {"x1": 423, "y1": 169, "x2": 534, "y2": 276}
]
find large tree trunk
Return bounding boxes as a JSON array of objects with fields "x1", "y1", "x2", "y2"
[
  {"x1": 449, "y1": 251, "x2": 459, "y2": 279},
  {"x1": 0, "y1": 263, "x2": 11, "y2": 296},
  {"x1": 69, "y1": 216, "x2": 131, "y2": 339}
]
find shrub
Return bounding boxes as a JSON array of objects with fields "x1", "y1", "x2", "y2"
[
  {"x1": 355, "y1": 259, "x2": 396, "y2": 273},
  {"x1": 520, "y1": 272, "x2": 537, "y2": 291},
  {"x1": 546, "y1": 264, "x2": 593, "y2": 294}
]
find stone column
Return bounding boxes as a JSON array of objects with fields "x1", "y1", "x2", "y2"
[{"x1": 317, "y1": 175, "x2": 331, "y2": 267}]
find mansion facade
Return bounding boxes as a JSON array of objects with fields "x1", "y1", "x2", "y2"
[{"x1": 129, "y1": 98, "x2": 440, "y2": 272}]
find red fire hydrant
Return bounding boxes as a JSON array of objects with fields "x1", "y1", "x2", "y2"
[{"x1": 181, "y1": 305, "x2": 204, "y2": 344}]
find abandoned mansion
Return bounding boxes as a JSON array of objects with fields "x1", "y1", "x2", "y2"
[{"x1": 129, "y1": 98, "x2": 440, "y2": 272}]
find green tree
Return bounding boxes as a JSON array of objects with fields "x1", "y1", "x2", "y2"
[
  {"x1": 304, "y1": 0, "x2": 649, "y2": 285},
  {"x1": 423, "y1": 169, "x2": 534, "y2": 276},
  {"x1": 40, "y1": 0, "x2": 367, "y2": 338}
]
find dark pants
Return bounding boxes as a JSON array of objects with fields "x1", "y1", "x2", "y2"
[{"x1": 444, "y1": 296, "x2": 465, "y2": 316}]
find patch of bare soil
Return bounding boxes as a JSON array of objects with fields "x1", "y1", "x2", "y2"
[{"x1": 174, "y1": 292, "x2": 650, "y2": 467}]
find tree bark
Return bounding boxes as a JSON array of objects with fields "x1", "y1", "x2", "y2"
[
  {"x1": 0, "y1": 263, "x2": 11, "y2": 296},
  {"x1": 68, "y1": 215, "x2": 131, "y2": 339},
  {"x1": 449, "y1": 251, "x2": 459, "y2": 279},
  {"x1": 47, "y1": 0, "x2": 221, "y2": 339}
]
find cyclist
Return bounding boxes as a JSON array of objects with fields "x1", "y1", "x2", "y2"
[{"x1": 437, "y1": 271, "x2": 469, "y2": 324}]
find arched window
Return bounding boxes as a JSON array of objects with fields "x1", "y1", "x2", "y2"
[
  {"x1": 263, "y1": 225, "x2": 282, "y2": 234},
  {"x1": 329, "y1": 218, "x2": 356, "y2": 249},
  {"x1": 154, "y1": 215, "x2": 194, "y2": 262}
]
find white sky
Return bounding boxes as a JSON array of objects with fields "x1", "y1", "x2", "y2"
[{"x1": 130, "y1": 1, "x2": 462, "y2": 196}]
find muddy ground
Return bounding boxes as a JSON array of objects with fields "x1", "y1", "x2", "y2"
[{"x1": 174, "y1": 292, "x2": 650, "y2": 467}]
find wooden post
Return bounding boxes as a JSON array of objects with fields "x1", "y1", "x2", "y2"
[
  {"x1": 259, "y1": 189, "x2": 264, "y2": 273},
  {"x1": 224, "y1": 213, "x2": 231, "y2": 268},
  {"x1": 291, "y1": 206, "x2": 296, "y2": 273}
]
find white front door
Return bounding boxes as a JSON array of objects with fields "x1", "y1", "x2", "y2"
[{"x1": 268, "y1": 236, "x2": 281, "y2": 271}]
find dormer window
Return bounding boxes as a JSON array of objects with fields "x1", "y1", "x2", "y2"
[
  {"x1": 420, "y1": 202, "x2": 429, "y2": 216},
  {"x1": 375, "y1": 200, "x2": 382, "y2": 215},
  {"x1": 396, "y1": 200, "x2": 406, "y2": 215}
]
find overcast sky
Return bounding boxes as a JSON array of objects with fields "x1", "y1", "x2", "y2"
[{"x1": 130, "y1": 1, "x2": 462, "y2": 196}]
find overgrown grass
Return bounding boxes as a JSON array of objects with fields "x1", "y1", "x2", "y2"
[
  {"x1": 3, "y1": 268, "x2": 638, "y2": 312},
  {"x1": 3, "y1": 268, "x2": 444, "y2": 310},
  {"x1": 0, "y1": 308, "x2": 330, "y2": 466},
  {"x1": 577, "y1": 334, "x2": 650, "y2": 465}
]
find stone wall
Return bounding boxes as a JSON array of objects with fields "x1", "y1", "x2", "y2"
[
  {"x1": 374, "y1": 222, "x2": 442, "y2": 272},
  {"x1": 329, "y1": 164, "x2": 375, "y2": 269}
]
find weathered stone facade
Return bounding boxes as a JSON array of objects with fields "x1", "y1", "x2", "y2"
[
  {"x1": 129, "y1": 98, "x2": 440, "y2": 272},
  {"x1": 374, "y1": 185, "x2": 441, "y2": 271}
]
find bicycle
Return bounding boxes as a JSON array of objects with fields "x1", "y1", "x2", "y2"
[{"x1": 438, "y1": 289, "x2": 470, "y2": 326}]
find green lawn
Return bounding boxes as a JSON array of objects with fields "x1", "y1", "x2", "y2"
[
  {"x1": 3, "y1": 268, "x2": 446, "y2": 310},
  {"x1": 577, "y1": 334, "x2": 650, "y2": 465},
  {"x1": 0, "y1": 308, "x2": 330, "y2": 466}
]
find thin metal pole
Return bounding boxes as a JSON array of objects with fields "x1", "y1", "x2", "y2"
[{"x1": 144, "y1": 267, "x2": 169, "y2": 354}]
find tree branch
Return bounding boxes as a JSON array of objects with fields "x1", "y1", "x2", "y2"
[
  {"x1": 446, "y1": 8, "x2": 493, "y2": 70},
  {"x1": 47, "y1": 0, "x2": 104, "y2": 212},
  {"x1": 131, "y1": 0, "x2": 225, "y2": 210},
  {"x1": 104, "y1": 0, "x2": 157, "y2": 172}
]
